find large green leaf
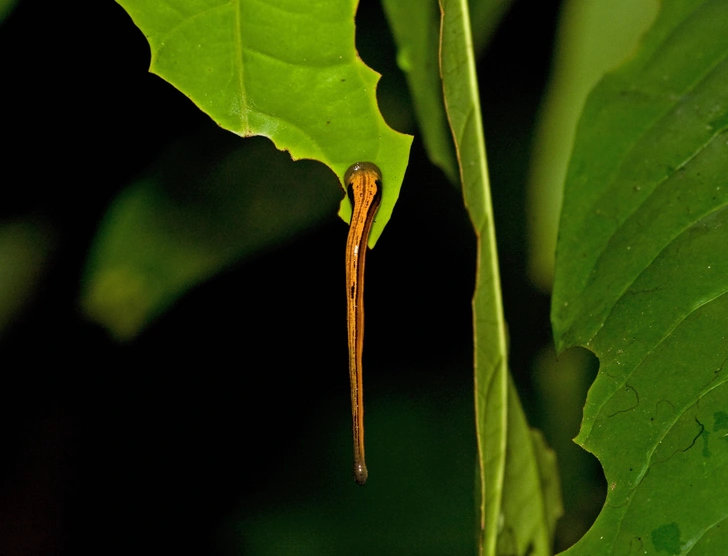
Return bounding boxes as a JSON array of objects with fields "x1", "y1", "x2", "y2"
[
  {"x1": 115, "y1": 0, "x2": 412, "y2": 247},
  {"x1": 439, "y1": 1, "x2": 561, "y2": 554},
  {"x1": 552, "y1": 0, "x2": 728, "y2": 553}
]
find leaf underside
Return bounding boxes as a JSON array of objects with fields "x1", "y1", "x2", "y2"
[
  {"x1": 439, "y1": 1, "x2": 562, "y2": 555},
  {"x1": 115, "y1": 0, "x2": 412, "y2": 247},
  {"x1": 552, "y1": 1, "x2": 728, "y2": 554}
]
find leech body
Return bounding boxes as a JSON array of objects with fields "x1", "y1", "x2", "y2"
[{"x1": 344, "y1": 161, "x2": 382, "y2": 486}]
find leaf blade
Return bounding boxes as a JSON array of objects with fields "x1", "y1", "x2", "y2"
[
  {"x1": 439, "y1": 1, "x2": 560, "y2": 554},
  {"x1": 115, "y1": 0, "x2": 412, "y2": 246},
  {"x1": 552, "y1": 1, "x2": 728, "y2": 553}
]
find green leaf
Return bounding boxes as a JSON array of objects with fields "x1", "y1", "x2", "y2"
[
  {"x1": 439, "y1": 1, "x2": 560, "y2": 554},
  {"x1": 115, "y1": 0, "x2": 412, "y2": 247},
  {"x1": 498, "y1": 378, "x2": 563, "y2": 555},
  {"x1": 552, "y1": 0, "x2": 728, "y2": 553},
  {"x1": 81, "y1": 136, "x2": 340, "y2": 340}
]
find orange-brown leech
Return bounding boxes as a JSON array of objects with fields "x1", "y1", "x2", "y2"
[{"x1": 344, "y1": 161, "x2": 382, "y2": 486}]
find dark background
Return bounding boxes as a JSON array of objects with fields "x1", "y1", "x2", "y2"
[{"x1": 0, "y1": 0, "x2": 603, "y2": 554}]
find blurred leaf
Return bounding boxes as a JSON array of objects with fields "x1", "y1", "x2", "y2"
[
  {"x1": 0, "y1": 0, "x2": 18, "y2": 23},
  {"x1": 439, "y1": 1, "x2": 559, "y2": 554},
  {"x1": 530, "y1": 427, "x2": 563, "y2": 549},
  {"x1": 232, "y1": 390, "x2": 476, "y2": 556},
  {"x1": 533, "y1": 347, "x2": 602, "y2": 549},
  {"x1": 552, "y1": 1, "x2": 728, "y2": 553},
  {"x1": 0, "y1": 218, "x2": 54, "y2": 335},
  {"x1": 381, "y1": 0, "x2": 511, "y2": 186},
  {"x1": 498, "y1": 378, "x2": 563, "y2": 555},
  {"x1": 81, "y1": 137, "x2": 340, "y2": 340},
  {"x1": 526, "y1": 0, "x2": 658, "y2": 291},
  {"x1": 115, "y1": 0, "x2": 412, "y2": 247},
  {"x1": 382, "y1": 0, "x2": 458, "y2": 183},
  {"x1": 468, "y1": 0, "x2": 513, "y2": 55}
]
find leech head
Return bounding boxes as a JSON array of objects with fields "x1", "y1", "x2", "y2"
[
  {"x1": 345, "y1": 161, "x2": 382, "y2": 188},
  {"x1": 345, "y1": 162, "x2": 383, "y2": 212},
  {"x1": 354, "y1": 461, "x2": 368, "y2": 486}
]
